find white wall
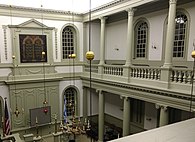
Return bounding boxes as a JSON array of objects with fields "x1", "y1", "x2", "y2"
[
  {"x1": 106, "y1": 20, "x2": 127, "y2": 61},
  {"x1": 105, "y1": 93, "x2": 123, "y2": 120},
  {"x1": 144, "y1": 102, "x2": 158, "y2": 130},
  {"x1": 146, "y1": 11, "x2": 166, "y2": 61},
  {"x1": 85, "y1": 23, "x2": 101, "y2": 61}
]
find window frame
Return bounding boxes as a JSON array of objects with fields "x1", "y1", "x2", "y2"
[
  {"x1": 172, "y1": 10, "x2": 189, "y2": 60},
  {"x1": 162, "y1": 9, "x2": 190, "y2": 62},
  {"x1": 61, "y1": 24, "x2": 79, "y2": 62},
  {"x1": 133, "y1": 18, "x2": 149, "y2": 60},
  {"x1": 63, "y1": 87, "x2": 77, "y2": 117}
]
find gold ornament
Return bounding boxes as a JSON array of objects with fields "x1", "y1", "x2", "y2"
[
  {"x1": 86, "y1": 51, "x2": 94, "y2": 61},
  {"x1": 191, "y1": 50, "x2": 195, "y2": 58},
  {"x1": 12, "y1": 55, "x2": 15, "y2": 59},
  {"x1": 69, "y1": 54, "x2": 76, "y2": 59}
]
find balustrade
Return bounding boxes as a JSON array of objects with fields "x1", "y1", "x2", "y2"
[
  {"x1": 131, "y1": 67, "x2": 160, "y2": 80},
  {"x1": 171, "y1": 68, "x2": 193, "y2": 84},
  {"x1": 103, "y1": 65, "x2": 123, "y2": 76},
  {"x1": 83, "y1": 64, "x2": 195, "y2": 85}
]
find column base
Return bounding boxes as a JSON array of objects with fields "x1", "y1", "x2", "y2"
[{"x1": 33, "y1": 136, "x2": 41, "y2": 142}]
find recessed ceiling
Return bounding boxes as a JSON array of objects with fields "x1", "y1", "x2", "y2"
[{"x1": 0, "y1": 0, "x2": 116, "y2": 13}]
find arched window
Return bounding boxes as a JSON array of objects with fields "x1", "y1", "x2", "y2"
[
  {"x1": 64, "y1": 87, "x2": 77, "y2": 116},
  {"x1": 173, "y1": 11, "x2": 188, "y2": 58},
  {"x1": 134, "y1": 20, "x2": 148, "y2": 59},
  {"x1": 62, "y1": 26, "x2": 76, "y2": 59}
]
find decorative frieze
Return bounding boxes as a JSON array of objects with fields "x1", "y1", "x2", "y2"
[
  {"x1": 54, "y1": 28, "x2": 58, "y2": 60},
  {"x1": 2, "y1": 25, "x2": 8, "y2": 60}
]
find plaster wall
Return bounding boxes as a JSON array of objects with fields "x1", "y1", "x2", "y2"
[
  {"x1": 144, "y1": 102, "x2": 157, "y2": 130},
  {"x1": 105, "y1": 93, "x2": 123, "y2": 120},
  {"x1": 106, "y1": 20, "x2": 127, "y2": 61},
  {"x1": 85, "y1": 23, "x2": 101, "y2": 61}
]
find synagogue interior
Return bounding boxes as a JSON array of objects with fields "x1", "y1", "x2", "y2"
[{"x1": 0, "y1": 0, "x2": 195, "y2": 141}]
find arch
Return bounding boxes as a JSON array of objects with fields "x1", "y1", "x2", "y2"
[
  {"x1": 60, "y1": 23, "x2": 80, "y2": 61},
  {"x1": 133, "y1": 17, "x2": 150, "y2": 60},
  {"x1": 62, "y1": 85, "x2": 80, "y2": 120}
]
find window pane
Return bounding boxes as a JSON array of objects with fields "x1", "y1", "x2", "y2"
[
  {"x1": 173, "y1": 12, "x2": 187, "y2": 58},
  {"x1": 135, "y1": 21, "x2": 148, "y2": 58},
  {"x1": 64, "y1": 88, "x2": 76, "y2": 116},
  {"x1": 62, "y1": 26, "x2": 75, "y2": 59}
]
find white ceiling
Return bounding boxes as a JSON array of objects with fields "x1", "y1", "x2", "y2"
[{"x1": 0, "y1": 0, "x2": 116, "y2": 13}]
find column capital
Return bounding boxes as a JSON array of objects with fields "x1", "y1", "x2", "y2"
[
  {"x1": 155, "y1": 104, "x2": 168, "y2": 111},
  {"x1": 169, "y1": 0, "x2": 177, "y2": 4},
  {"x1": 126, "y1": 8, "x2": 136, "y2": 16},
  {"x1": 96, "y1": 89, "x2": 103, "y2": 94},
  {"x1": 99, "y1": 16, "x2": 108, "y2": 22},
  {"x1": 120, "y1": 96, "x2": 129, "y2": 101}
]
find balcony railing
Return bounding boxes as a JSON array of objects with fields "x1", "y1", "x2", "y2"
[
  {"x1": 103, "y1": 65, "x2": 123, "y2": 76},
  {"x1": 84, "y1": 64, "x2": 194, "y2": 86},
  {"x1": 171, "y1": 68, "x2": 193, "y2": 84},
  {"x1": 131, "y1": 66, "x2": 161, "y2": 80}
]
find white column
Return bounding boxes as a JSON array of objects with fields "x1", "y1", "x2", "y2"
[
  {"x1": 99, "y1": 17, "x2": 107, "y2": 65},
  {"x1": 125, "y1": 8, "x2": 136, "y2": 66},
  {"x1": 122, "y1": 97, "x2": 130, "y2": 136},
  {"x1": 163, "y1": 0, "x2": 177, "y2": 68},
  {"x1": 159, "y1": 106, "x2": 169, "y2": 127}
]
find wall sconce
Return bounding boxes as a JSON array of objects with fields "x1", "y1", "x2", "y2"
[
  {"x1": 114, "y1": 48, "x2": 119, "y2": 51},
  {"x1": 152, "y1": 43, "x2": 156, "y2": 49}
]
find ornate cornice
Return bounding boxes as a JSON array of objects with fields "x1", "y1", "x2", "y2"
[
  {"x1": 87, "y1": 0, "x2": 128, "y2": 14},
  {"x1": 0, "y1": 4, "x2": 81, "y2": 15},
  {"x1": 0, "y1": 0, "x2": 128, "y2": 16}
]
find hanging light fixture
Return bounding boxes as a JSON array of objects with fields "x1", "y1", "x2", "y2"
[
  {"x1": 12, "y1": 55, "x2": 20, "y2": 117},
  {"x1": 85, "y1": 0, "x2": 94, "y2": 128},
  {"x1": 40, "y1": 4, "x2": 48, "y2": 107}
]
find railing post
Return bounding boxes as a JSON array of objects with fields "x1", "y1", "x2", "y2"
[
  {"x1": 98, "y1": 64, "x2": 104, "y2": 78},
  {"x1": 160, "y1": 67, "x2": 172, "y2": 88},
  {"x1": 123, "y1": 66, "x2": 131, "y2": 83}
]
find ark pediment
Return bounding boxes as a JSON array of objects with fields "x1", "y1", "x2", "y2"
[{"x1": 9, "y1": 18, "x2": 53, "y2": 29}]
